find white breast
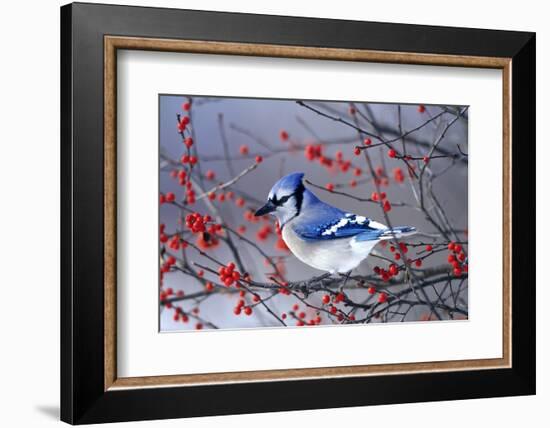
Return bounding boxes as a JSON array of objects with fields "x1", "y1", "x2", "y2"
[{"x1": 282, "y1": 223, "x2": 379, "y2": 273}]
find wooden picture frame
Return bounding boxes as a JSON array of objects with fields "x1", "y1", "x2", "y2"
[{"x1": 61, "y1": 2, "x2": 535, "y2": 424}]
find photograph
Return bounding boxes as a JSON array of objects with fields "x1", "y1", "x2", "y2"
[{"x1": 159, "y1": 95, "x2": 469, "y2": 331}]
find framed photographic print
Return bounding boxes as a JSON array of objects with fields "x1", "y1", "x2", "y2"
[{"x1": 61, "y1": 2, "x2": 535, "y2": 424}]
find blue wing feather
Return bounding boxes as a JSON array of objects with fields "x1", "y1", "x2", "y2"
[
  {"x1": 292, "y1": 209, "x2": 386, "y2": 241},
  {"x1": 286, "y1": 188, "x2": 389, "y2": 242},
  {"x1": 282, "y1": 186, "x2": 415, "y2": 243}
]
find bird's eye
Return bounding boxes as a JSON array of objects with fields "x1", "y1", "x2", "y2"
[{"x1": 278, "y1": 195, "x2": 291, "y2": 204}]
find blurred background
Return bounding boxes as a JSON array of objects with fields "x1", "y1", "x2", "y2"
[{"x1": 159, "y1": 95, "x2": 468, "y2": 331}]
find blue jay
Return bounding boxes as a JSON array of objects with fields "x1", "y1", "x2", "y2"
[{"x1": 255, "y1": 172, "x2": 416, "y2": 274}]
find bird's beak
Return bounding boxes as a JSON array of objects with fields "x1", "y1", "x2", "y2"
[{"x1": 254, "y1": 200, "x2": 276, "y2": 216}]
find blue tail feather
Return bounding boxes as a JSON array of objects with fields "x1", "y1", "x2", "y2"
[{"x1": 380, "y1": 226, "x2": 416, "y2": 238}]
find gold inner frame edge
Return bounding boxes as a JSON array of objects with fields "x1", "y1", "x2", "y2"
[{"x1": 104, "y1": 36, "x2": 512, "y2": 391}]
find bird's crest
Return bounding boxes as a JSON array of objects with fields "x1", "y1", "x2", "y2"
[{"x1": 268, "y1": 172, "x2": 304, "y2": 199}]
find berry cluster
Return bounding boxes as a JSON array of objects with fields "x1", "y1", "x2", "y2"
[
  {"x1": 304, "y1": 144, "x2": 354, "y2": 174},
  {"x1": 366, "y1": 286, "x2": 388, "y2": 303},
  {"x1": 233, "y1": 298, "x2": 253, "y2": 316},
  {"x1": 304, "y1": 144, "x2": 323, "y2": 161},
  {"x1": 374, "y1": 165, "x2": 390, "y2": 187},
  {"x1": 447, "y1": 241, "x2": 468, "y2": 276},
  {"x1": 373, "y1": 264, "x2": 400, "y2": 282},
  {"x1": 159, "y1": 192, "x2": 176, "y2": 204},
  {"x1": 389, "y1": 242, "x2": 408, "y2": 261},
  {"x1": 393, "y1": 167, "x2": 405, "y2": 183},
  {"x1": 256, "y1": 224, "x2": 272, "y2": 241},
  {"x1": 177, "y1": 115, "x2": 190, "y2": 133},
  {"x1": 160, "y1": 255, "x2": 177, "y2": 275},
  {"x1": 185, "y1": 213, "x2": 222, "y2": 235},
  {"x1": 180, "y1": 154, "x2": 198, "y2": 165},
  {"x1": 218, "y1": 262, "x2": 241, "y2": 287},
  {"x1": 289, "y1": 303, "x2": 323, "y2": 326},
  {"x1": 371, "y1": 190, "x2": 392, "y2": 212}
]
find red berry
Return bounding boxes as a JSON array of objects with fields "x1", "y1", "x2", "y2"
[
  {"x1": 367, "y1": 286, "x2": 376, "y2": 295},
  {"x1": 426, "y1": 244, "x2": 433, "y2": 252},
  {"x1": 383, "y1": 200, "x2": 392, "y2": 212},
  {"x1": 322, "y1": 294, "x2": 330, "y2": 305},
  {"x1": 239, "y1": 145, "x2": 249, "y2": 155},
  {"x1": 205, "y1": 282, "x2": 214, "y2": 292},
  {"x1": 418, "y1": 105, "x2": 426, "y2": 113},
  {"x1": 393, "y1": 167, "x2": 405, "y2": 183},
  {"x1": 448, "y1": 242, "x2": 456, "y2": 251},
  {"x1": 364, "y1": 138, "x2": 372, "y2": 146},
  {"x1": 279, "y1": 130, "x2": 289, "y2": 141},
  {"x1": 205, "y1": 170, "x2": 216, "y2": 180},
  {"x1": 378, "y1": 292, "x2": 388, "y2": 303},
  {"x1": 415, "y1": 259, "x2": 422, "y2": 267},
  {"x1": 244, "y1": 306, "x2": 252, "y2": 316},
  {"x1": 388, "y1": 149, "x2": 397, "y2": 158},
  {"x1": 326, "y1": 183, "x2": 335, "y2": 192},
  {"x1": 184, "y1": 137, "x2": 194, "y2": 148},
  {"x1": 159, "y1": 194, "x2": 166, "y2": 204},
  {"x1": 354, "y1": 147, "x2": 361, "y2": 156},
  {"x1": 165, "y1": 192, "x2": 175, "y2": 202},
  {"x1": 423, "y1": 156, "x2": 429, "y2": 164},
  {"x1": 182, "y1": 102, "x2": 191, "y2": 111},
  {"x1": 255, "y1": 155, "x2": 263, "y2": 163}
]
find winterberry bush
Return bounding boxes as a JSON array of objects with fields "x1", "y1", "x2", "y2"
[{"x1": 159, "y1": 96, "x2": 468, "y2": 331}]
